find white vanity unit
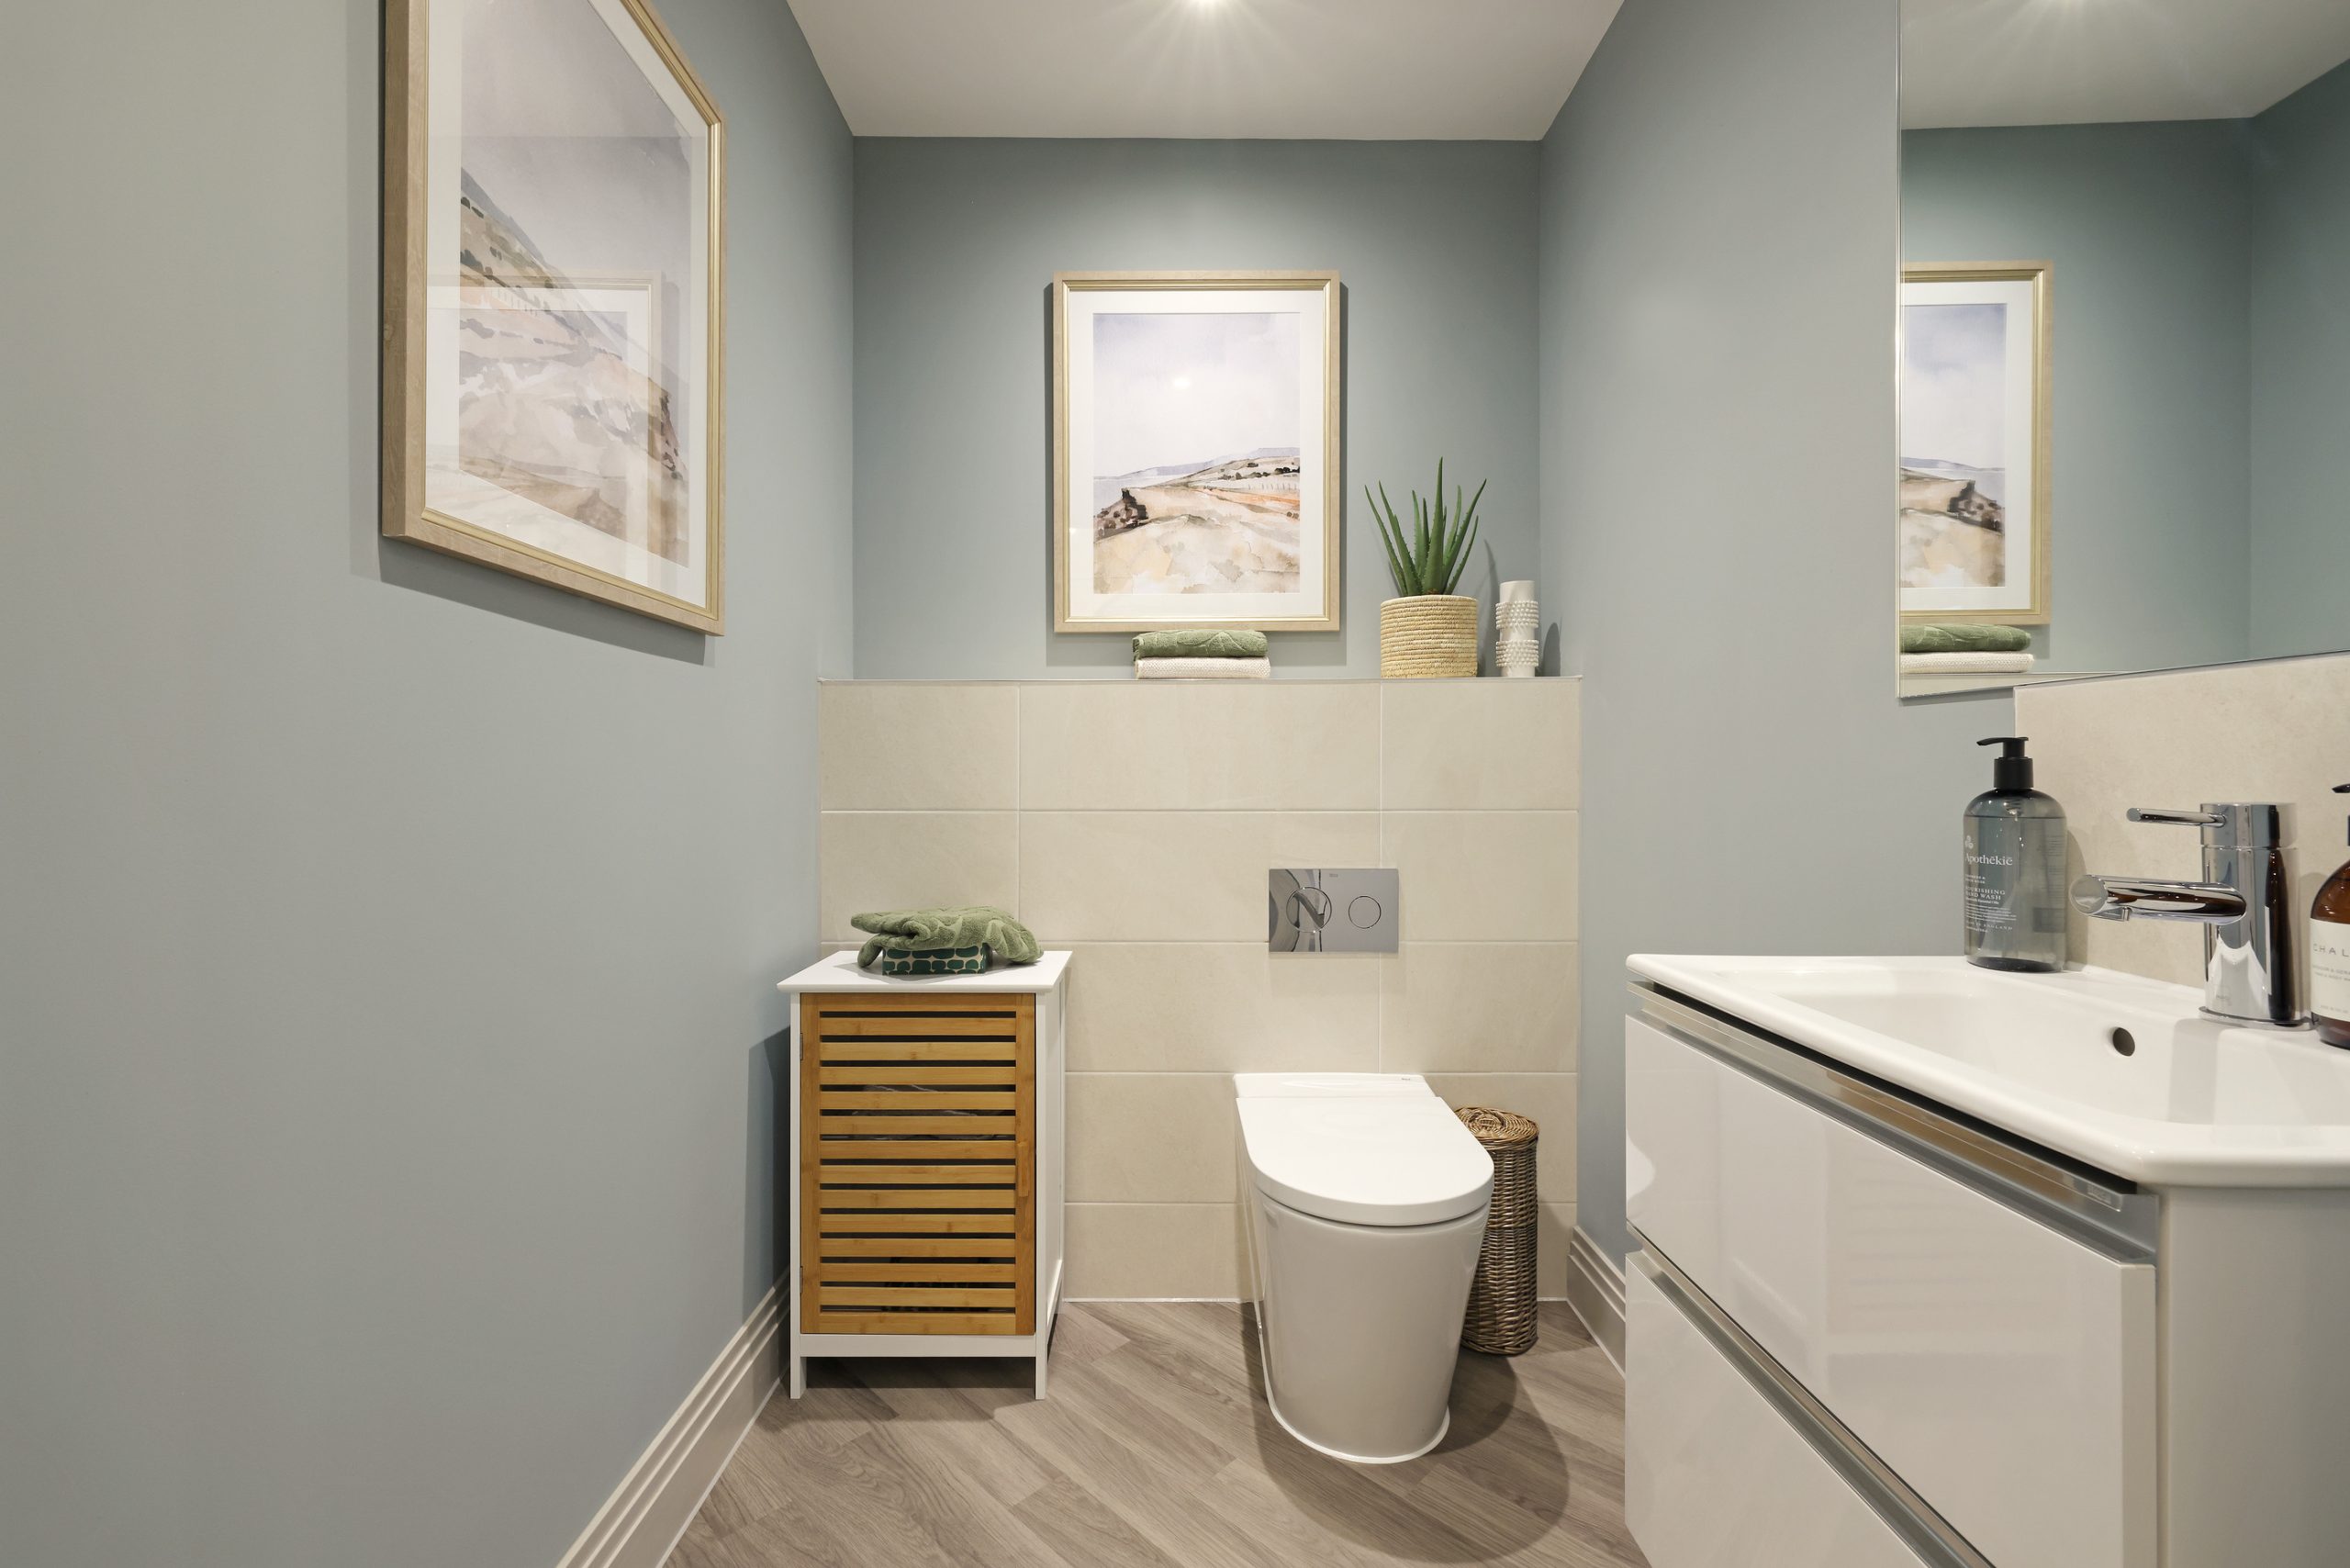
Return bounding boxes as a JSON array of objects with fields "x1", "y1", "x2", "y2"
[
  {"x1": 1623, "y1": 956, "x2": 2350, "y2": 1568},
  {"x1": 776, "y1": 951, "x2": 1069, "y2": 1399}
]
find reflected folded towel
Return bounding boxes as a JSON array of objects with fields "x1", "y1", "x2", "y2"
[
  {"x1": 1134, "y1": 656, "x2": 1272, "y2": 679},
  {"x1": 851, "y1": 906, "x2": 1040, "y2": 969},
  {"x1": 1133, "y1": 629, "x2": 1270, "y2": 659},
  {"x1": 1897, "y1": 652, "x2": 2035, "y2": 675},
  {"x1": 1900, "y1": 623, "x2": 2032, "y2": 654}
]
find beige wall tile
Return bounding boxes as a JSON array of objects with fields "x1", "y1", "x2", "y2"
[
  {"x1": 1022, "y1": 812, "x2": 1381, "y2": 941},
  {"x1": 2020, "y1": 654, "x2": 2350, "y2": 985},
  {"x1": 1067, "y1": 1074, "x2": 1241, "y2": 1204},
  {"x1": 1537, "y1": 1204, "x2": 1578, "y2": 1298},
  {"x1": 1383, "y1": 812, "x2": 1578, "y2": 941},
  {"x1": 819, "y1": 683, "x2": 1018, "y2": 812},
  {"x1": 1020, "y1": 684, "x2": 1380, "y2": 812},
  {"x1": 1066, "y1": 1204, "x2": 1240, "y2": 1299},
  {"x1": 1063, "y1": 1198, "x2": 1572, "y2": 1301},
  {"x1": 1382, "y1": 942, "x2": 1578, "y2": 1074},
  {"x1": 817, "y1": 811, "x2": 1019, "y2": 942},
  {"x1": 814, "y1": 680, "x2": 1595, "y2": 1303},
  {"x1": 1060, "y1": 944, "x2": 1381, "y2": 1073},
  {"x1": 1382, "y1": 679, "x2": 1581, "y2": 810},
  {"x1": 1422, "y1": 1071, "x2": 1578, "y2": 1204}
]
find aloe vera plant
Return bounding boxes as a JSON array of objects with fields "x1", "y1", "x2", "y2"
[{"x1": 1366, "y1": 459, "x2": 1486, "y2": 598}]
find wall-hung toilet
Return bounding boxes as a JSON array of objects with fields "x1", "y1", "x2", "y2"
[{"x1": 1234, "y1": 1073, "x2": 1495, "y2": 1462}]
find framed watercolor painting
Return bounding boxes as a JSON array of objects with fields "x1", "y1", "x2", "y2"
[
  {"x1": 1898, "y1": 262, "x2": 2052, "y2": 625},
  {"x1": 1052, "y1": 271, "x2": 1342, "y2": 633},
  {"x1": 383, "y1": 0, "x2": 726, "y2": 633}
]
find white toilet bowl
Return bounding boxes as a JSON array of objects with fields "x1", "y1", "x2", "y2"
[{"x1": 1234, "y1": 1072, "x2": 1494, "y2": 1462}]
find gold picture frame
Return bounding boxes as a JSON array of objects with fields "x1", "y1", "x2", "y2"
[
  {"x1": 1052, "y1": 270, "x2": 1343, "y2": 633},
  {"x1": 382, "y1": 0, "x2": 727, "y2": 633},
  {"x1": 1898, "y1": 260, "x2": 2052, "y2": 626}
]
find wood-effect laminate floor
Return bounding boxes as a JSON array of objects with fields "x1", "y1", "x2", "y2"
[{"x1": 669, "y1": 1302, "x2": 1650, "y2": 1568}]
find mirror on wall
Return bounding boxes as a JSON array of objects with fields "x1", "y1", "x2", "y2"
[{"x1": 1895, "y1": 1, "x2": 2350, "y2": 698}]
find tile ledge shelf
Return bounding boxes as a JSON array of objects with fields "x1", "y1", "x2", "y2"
[{"x1": 818, "y1": 675, "x2": 1581, "y2": 686}]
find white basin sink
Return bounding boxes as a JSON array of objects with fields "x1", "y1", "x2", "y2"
[{"x1": 1630, "y1": 955, "x2": 2350, "y2": 1186}]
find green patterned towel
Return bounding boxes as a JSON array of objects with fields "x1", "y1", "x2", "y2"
[
  {"x1": 1901, "y1": 623, "x2": 2032, "y2": 654},
  {"x1": 876, "y1": 946, "x2": 990, "y2": 976},
  {"x1": 852, "y1": 906, "x2": 1040, "y2": 969},
  {"x1": 1133, "y1": 629, "x2": 1270, "y2": 660}
]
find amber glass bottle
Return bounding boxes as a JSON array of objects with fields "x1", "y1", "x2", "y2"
[{"x1": 2313, "y1": 785, "x2": 2350, "y2": 1049}]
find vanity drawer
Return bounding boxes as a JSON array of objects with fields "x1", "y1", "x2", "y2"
[
  {"x1": 1625, "y1": 1014, "x2": 2156, "y2": 1568},
  {"x1": 1628, "y1": 1258, "x2": 1931, "y2": 1568}
]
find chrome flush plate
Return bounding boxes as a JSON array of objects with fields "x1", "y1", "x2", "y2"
[{"x1": 1269, "y1": 868, "x2": 1399, "y2": 953}]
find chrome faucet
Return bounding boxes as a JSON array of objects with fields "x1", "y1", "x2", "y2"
[{"x1": 2072, "y1": 803, "x2": 2308, "y2": 1028}]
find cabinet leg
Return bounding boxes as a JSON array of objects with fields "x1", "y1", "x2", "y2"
[
  {"x1": 788, "y1": 1353, "x2": 806, "y2": 1400},
  {"x1": 1033, "y1": 1350, "x2": 1048, "y2": 1400}
]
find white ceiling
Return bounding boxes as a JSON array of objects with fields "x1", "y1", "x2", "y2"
[
  {"x1": 1902, "y1": 0, "x2": 2350, "y2": 129},
  {"x1": 785, "y1": 0, "x2": 1624, "y2": 140}
]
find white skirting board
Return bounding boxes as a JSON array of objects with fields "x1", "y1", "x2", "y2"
[
  {"x1": 1561, "y1": 1225, "x2": 1626, "y2": 1372},
  {"x1": 554, "y1": 1286, "x2": 780, "y2": 1568}
]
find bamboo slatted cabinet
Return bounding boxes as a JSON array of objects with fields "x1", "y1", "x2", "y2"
[{"x1": 776, "y1": 951, "x2": 1071, "y2": 1399}]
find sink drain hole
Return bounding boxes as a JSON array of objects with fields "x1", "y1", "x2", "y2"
[{"x1": 2109, "y1": 1027, "x2": 2137, "y2": 1057}]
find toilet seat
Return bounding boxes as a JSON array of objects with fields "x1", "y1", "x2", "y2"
[{"x1": 1237, "y1": 1077, "x2": 1494, "y2": 1227}]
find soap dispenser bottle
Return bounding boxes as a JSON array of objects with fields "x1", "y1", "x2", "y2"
[
  {"x1": 2311, "y1": 784, "x2": 2350, "y2": 1048},
  {"x1": 1964, "y1": 736, "x2": 2068, "y2": 972}
]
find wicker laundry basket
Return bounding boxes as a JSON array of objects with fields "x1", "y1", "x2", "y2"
[{"x1": 1455, "y1": 1106, "x2": 1539, "y2": 1355}]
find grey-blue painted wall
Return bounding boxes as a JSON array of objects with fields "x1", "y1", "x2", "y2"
[
  {"x1": 0, "y1": 3, "x2": 850, "y2": 1564},
  {"x1": 1540, "y1": 0, "x2": 2009, "y2": 1267},
  {"x1": 850, "y1": 139, "x2": 1543, "y2": 678},
  {"x1": 2250, "y1": 59, "x2": 2350, "y2": 657},
  {"x1": 1901, "y1": 121, "x2": 2255, "y2": 674}
]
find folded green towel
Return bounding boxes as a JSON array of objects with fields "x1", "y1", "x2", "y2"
[
  {"x1": 1133, "y1": 629, "x2": 1270, "y2": 660},
  {"x1": 852, "y1": 906, "x2": 1040, "y2": 969},
  {"x1": 877, "y1": 946, "x2": 989, "y2": 976},
  {"x1": 1901, "y1": 623, "x2": 2032, "y2": 654}
]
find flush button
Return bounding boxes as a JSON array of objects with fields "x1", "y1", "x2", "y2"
[{"x1": 1268, "y1": 868, "x2": 1400, "y2": 953}]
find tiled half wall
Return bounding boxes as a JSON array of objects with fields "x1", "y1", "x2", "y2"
[
  {"x1": 2019, "y1": 652, "x2": 2350, "y2": 985},
  {"x1": 817, "y1": 678, "x2": 1583, "y2": 1299}
]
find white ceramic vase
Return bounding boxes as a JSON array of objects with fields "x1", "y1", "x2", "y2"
[{"x1": 1495, "y1": 583, "x2": 1541, "y2": 678}]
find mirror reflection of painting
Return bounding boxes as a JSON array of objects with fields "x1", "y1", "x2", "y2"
[
  {"x1": 1901, "y1": 301, "x2": 2009, "y2": 591},
  {"x1": 1089, "y1": 312, "x2": 1304, "y2": 596}
]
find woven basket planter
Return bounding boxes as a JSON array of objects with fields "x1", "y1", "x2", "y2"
[
  {"x1": 1379, "y1": 596, "x2": 1479, "y2": 678},
  {"x1": 1455, "y1": 1105, "x2": 1539, "y2": 1356}
]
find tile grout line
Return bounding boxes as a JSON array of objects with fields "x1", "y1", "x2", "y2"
[
  {"x1": 1061, "y1": 1070, "x2": 1580, "y2": 1078},
  {"x1": 816, "y1": 942, "x2": 1576, "y2": 949},
  {"x1": 1067, "y1": 1203, "x2": 1586, "y2": 1219},
  {"x1": 819, "y1": 678, "x2": 1583, "y2": 687},
  {"x1": 818, "y1": 939, "x2": 1580, "y2": 950},
  {"x1": 820, "y1": 806, "x2": 1577, "y2": 814},
  {"x1": 1378, "y1": 680, "x2": 1388, "y2": 1073},
  {"x1": 1013, "y1": 685, "x2": 1022, "y2": 924}
]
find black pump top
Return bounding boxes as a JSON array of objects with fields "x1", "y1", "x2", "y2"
[{"x1": 1979, "y1": 735, "x2": 2035, "y2": 792}]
